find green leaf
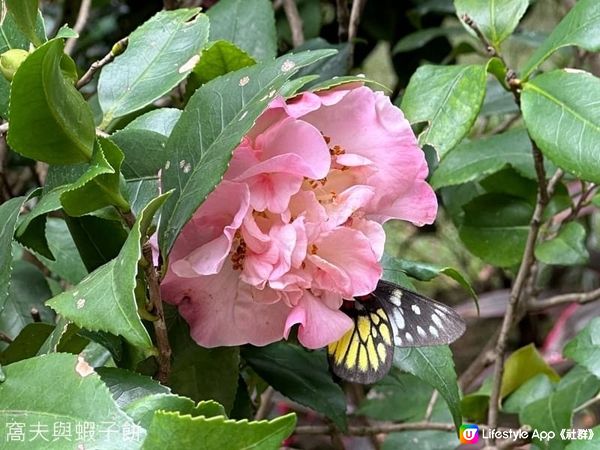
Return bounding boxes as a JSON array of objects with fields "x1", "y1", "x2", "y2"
[
  {"x1": 535, "y1": 222, "x2": 589, "y2": 266},
  {"x1": 358, "y1": 372, "x2": 435, "y2": 421},
  {"x1": 522, "y1": 69, "x2": 600, "y2": 184},
  {"x1": 96, "y1": 367, "x2": 170, "y2": 407},
  {"x1": 47, "y1": 193, "x2": 171, "y2": 349},
  {"x1": 207, "y1": 0, "x2": 277, "y2": 61},
  {"x1": 142, "y1": 411, "x2": 296, "y2": 450},
  {"x1": 459, "y1": 193, "x2": 532, "y2": 266},
  {"x1": 0, "y1": 196, "x2": 26, "y2": 315},
  {"x1": 393, "y1": 345, "x2": 462, "y2": 430},
  {"x1": 5, "y1": 0, "x2": 42, "y2": 46},
  {"x1": 520, "y1": 367, "x2": 600, "y2": 450},
  {"x1": 125, "y1": 394, "x2": 224, "y2": 429},
  {"x1": 8, "y1": 39, "x2": 95, "y2": 164},
  {"x1": 384, "y1": 429, "x2": 458, "y2": 450},
  {"x1": 60, "y1": 138, "x2": 129, "y2": 215},
  {"x1": 111, "y1": 130, "x2": 168, "y2": 180},
  {"x1": 431, "y1": 129, "x2": 544, "y2": 189},
  {"x1": 293, "y1": 38, "x2": 351, "y2": 87},
  {"x1": 242, "y1": 342, "x2": 348, "y2": 430},
  {"x1": 159, "y1": 49, "x2": 336, "y2": 255},
  {"x1": 0, "y1": 353, "x2": 145, "y2": 449},
  {"x1": 564, "y1": 317, "x2": 600, "y2": 379},
  {"x1": 121, "y1": 108, "x2": 182, "y2": 137},
  {"x1": 0, "y1": 323, "x2": 54, "y2": 365},
  {"x1": 191, "y1": 40, "x2": 256, "y2": 86},
  {"x1": 503, "y1": 374, "x2": 555, "y2": 414},
  {"x1": 0, "y1": 260, "x2": 54, "y2": 344},
  {"x1": 455, "y1": 0, "x2": 529, "y2": 49},
  {"x1": 168, "y1": 313, "x2": 240, "y2": 414},
  {"x1": 38, "y1": 218, "x2": 88, "y2": 284},
  {"x1": 401, "y1": 64, "x2": 487, "y2": 158},
  {"x1": 393, "y1": 26, "x2": 466, "y2": 53},
  {"x1": 501, "y1": 344, "x2": 560, "y2": 399},
  {"x1": 64, "y1": 215, "x2": 128, "y2": 272},
  {"x1": 521, "y1": 0, "x2": 600, "y2": 79},
  {"x1": 98, "y1": 9, "x2": 209, "y2": 122}
]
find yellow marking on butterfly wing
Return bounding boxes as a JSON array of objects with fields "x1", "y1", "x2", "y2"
[
  {"x1": 345, "y1": 334, "x2": 360, "y2": 370},
  {"x1": 357, "y1": 316, "x2": 371, "y2": 342},
  {"x1": 370, "y1": 313, "x2": 380, "y2": 325},
  {"x1": 377, "y1": 342, "x2": 387, "y2": 361},
  {"x1": 328, "y1": 341, "x2": 338, "y2": 354},
  {"x1": 333, "y1": 328, "x2": 353, "y2": 364},
  {"x1": 358, "y1": 344, "x2": 368, "y2": 371},
  {"x1": 366, "y1": 337, "x2": 379, "y2": 371},
  {"x1": 377, "y1": 309, "x2": 387, "y2": 320},
  {"x1": 379, "y1": 322, "x2": 392, "y2": 345}
]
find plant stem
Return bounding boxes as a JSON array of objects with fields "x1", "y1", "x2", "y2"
[
  {"x1": 282, "y1": 0, "x2": 304, "y2": 47},
  {"x1": 76, "y1": 37, "x2": 129, "y2": 90},
  {"x1": 65, "y1": 0, "x2": 92, "y2": 55}
]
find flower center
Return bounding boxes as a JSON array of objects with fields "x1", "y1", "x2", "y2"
[{"x1": 231, "y1": 231, "x2": 247, "y2": 270}]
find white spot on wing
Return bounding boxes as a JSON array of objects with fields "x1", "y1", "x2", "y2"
[
  {"x1": 429, "y1": 325, "x2": 439, "y2": 337},
  {"x1": 390, "y1": 289, "x2": 402, "y2": 306},
  {"x1": 431, "y1": 313, "x2": 443, "y2": 328},
  {"x1": 411, "y1": 304, "x2": 421, "y2": 315},
  {"x1": 392, "y1": 310, "x2": 405, "y2": 330},
  {"x1": 394, "y1": 335, "x2": 403, "y2": 345},
  {"x1": 405, "y1": 332, "x2": 414, "y2": 342},
  {"x1": 417, "y1": 326, "x2": 426, "y2": 337}
]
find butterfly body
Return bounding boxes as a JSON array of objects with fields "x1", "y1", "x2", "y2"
[{"x1": 327, "y1": 280, "x2": 466, "y2": 384}]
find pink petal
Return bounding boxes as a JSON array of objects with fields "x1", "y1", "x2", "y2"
[{"x1": 284, "y1": 290, "x2": 353, "y2": 349}]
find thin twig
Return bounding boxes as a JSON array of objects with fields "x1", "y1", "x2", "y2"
[
  {"x1": 424, "y1": 390, "x2": 439, "y2": 422},
  {"x1": 255, "y1": 386, "x2": 275, "y2": 420},
  {"x1": 529, "y1": 287, "x2": 600, "y2": 311},
  {"x1": 347, "y1": 0, "x2": 367, "y2": 66},
  {"x1": 282, "y1": 0, "x2": 304, "y2": 47},
  {"x1": 76, "y1": 37, "x2": 128, "y2": 90},
  {"x1": 122, "y1": 211, "x2": 172, "y2": 384},
  {"x1": 486, "y1": 169, "x2": 563, "y2": 440},
  {"x1": 336, "y1": 0, "x2": 350, "y2": 41},
  {"x1": 489, "y1": 114, "x2": 520, "y2": 136},
  {"x1": 459, "y1": 339, "x2": 498, "y2": 391},
  {"x1": 65, "y1": 0, "x2": 92, "y2": 55},
  {"x1": 295, "y1": 421, "x2": 456, "y2": 435},
  {"x1": 0, "y1": 332, "x2": 13, "y2": 343},
  {"x1": 563, "y1": 182, "x2": 598, "y2": 222}
]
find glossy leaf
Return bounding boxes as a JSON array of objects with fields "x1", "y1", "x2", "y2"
[
  {"x1": 207, "y1": 0, "x2": 277, "y2": 61},
  {"x1": 5, "y1": 0, "x2": 42, "y2": 46},
  {"x1": 459, "y1": 193, "x2": 532, "y2": 267},
  {"x1": 565, "y1": 426, "x2": 600, "y2": 449},
  {"x1": 0, "y1": 197, "x2": 26, "y2": 315},
  {"x1": 142, "y1": 411, "x2": 296, "y2": 450},
  {"x1": 60, "y1": 138, "x2": 129, "y2": 216},
  {"x1": 393, "y1": 27, "x2": 466, "y2": 53},
  {"x1": 535, "y1": 222, "x2": 589, "y2": 266},
  {"x1": 521, "y1": 0, "x2": 600, "y2": 79},
  {"x1": 191, "y1": 40, "x2": 256, "y2": 86},
  {"x1": 564, "y1": 317, "x2": 600, "y2": 379},
  {"x1": 431, "y1": 129, "x2": 545, "y2": 189},
  {"x1": 522, "y1": 70, "x2": 600, "y2": 184},
  {"x1": 242, "y1": 342, "x2": 347, "y2": 430},
  {"x1": 401, "y1": 64, "x2": 487, "y2": 158},
  {"x1": 168, "y1": 314, "x2": 240, "y2": 414},
  {"x1": 0, "y1": 323, "x2": 54, "y2": 365},
  {"x1": 159, "y1": 49, "x2": 336, "y2": 255},
  {"x1": 455, "y1": 0, "x2": 529, "y2": 49},
  {"x1": 38, "y1": 218, "x2": 88, "y2": 284},
  {"x1": 98, "y1": 9, "x2": 209, "y2": 122},
  {"x1": 0, "y1": 353, "x2": 144, "y2": 449},
  {"x1": 393, "y1": 345, "x2": 462, "y2": 430},
  {"x1": 8, "y1": 39, "x2": 95, "y2": 164},
  {"x1": 96, "y1": 367, "x2": 170, "y2": 408},
  {"x1": 47, "y1": 194, "x2": 171, "y2": 349}
]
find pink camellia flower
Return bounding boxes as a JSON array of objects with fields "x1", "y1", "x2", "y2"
[{"x1": 160, "y1": 85, "x2": 438, "y2": 349}]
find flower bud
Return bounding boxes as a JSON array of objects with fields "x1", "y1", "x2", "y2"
[{"x1": 0, "y1": 49, "x2": 29, "y2": 82}]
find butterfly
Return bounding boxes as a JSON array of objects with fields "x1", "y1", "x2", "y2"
[{"x1": 327, "y1": 279, "x2": 466, "y2": 384}]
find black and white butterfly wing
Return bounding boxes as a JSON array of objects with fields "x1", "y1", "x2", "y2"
[
  {"x1": 327, "y1": 280, "x2": 466, "y2": 384},
  {"x1": 375, "y1": 280, "x2": 466, "y2": 348}
]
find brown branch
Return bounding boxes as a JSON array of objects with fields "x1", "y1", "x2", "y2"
[
  {"x1": 489, "y1": 114, "x2": 520, "y2": 136},
  {"x1": 282, "y1": 0, "x2": 304, "y2": 47},
  {"x1": 459, "y1": 337, "x2": 498, "y2": 391},
  {"x1": 295, "y1": 421, "x2": 456, "y2": 435},
  {"x1": 529, "y1": 287, "x2": 600, "y2": 311},
  {"x1": 64, "y1": 0, "x2": 92, "y2": 55},
  {"x1": 121, "y1": 211, "x2": 172, "y2": 384},
  {"x1": 348, "y1": 0, "x2": 367, "y2": 44},
  {"x1": 336, "y1": 0, "x2": 350, "y2": 41},
  {"x1": 255, "y1": 386, "x2": 275, "y2": 420},
  {"x1": 424, "y1": 390, "x2": 439, "y2": 422},
  {"x1": 76, "y1": 37, "x2": 129, "y2": 90},
  {"x1": 486, "y1": 169, "x2": 563, "y2": 441}
]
